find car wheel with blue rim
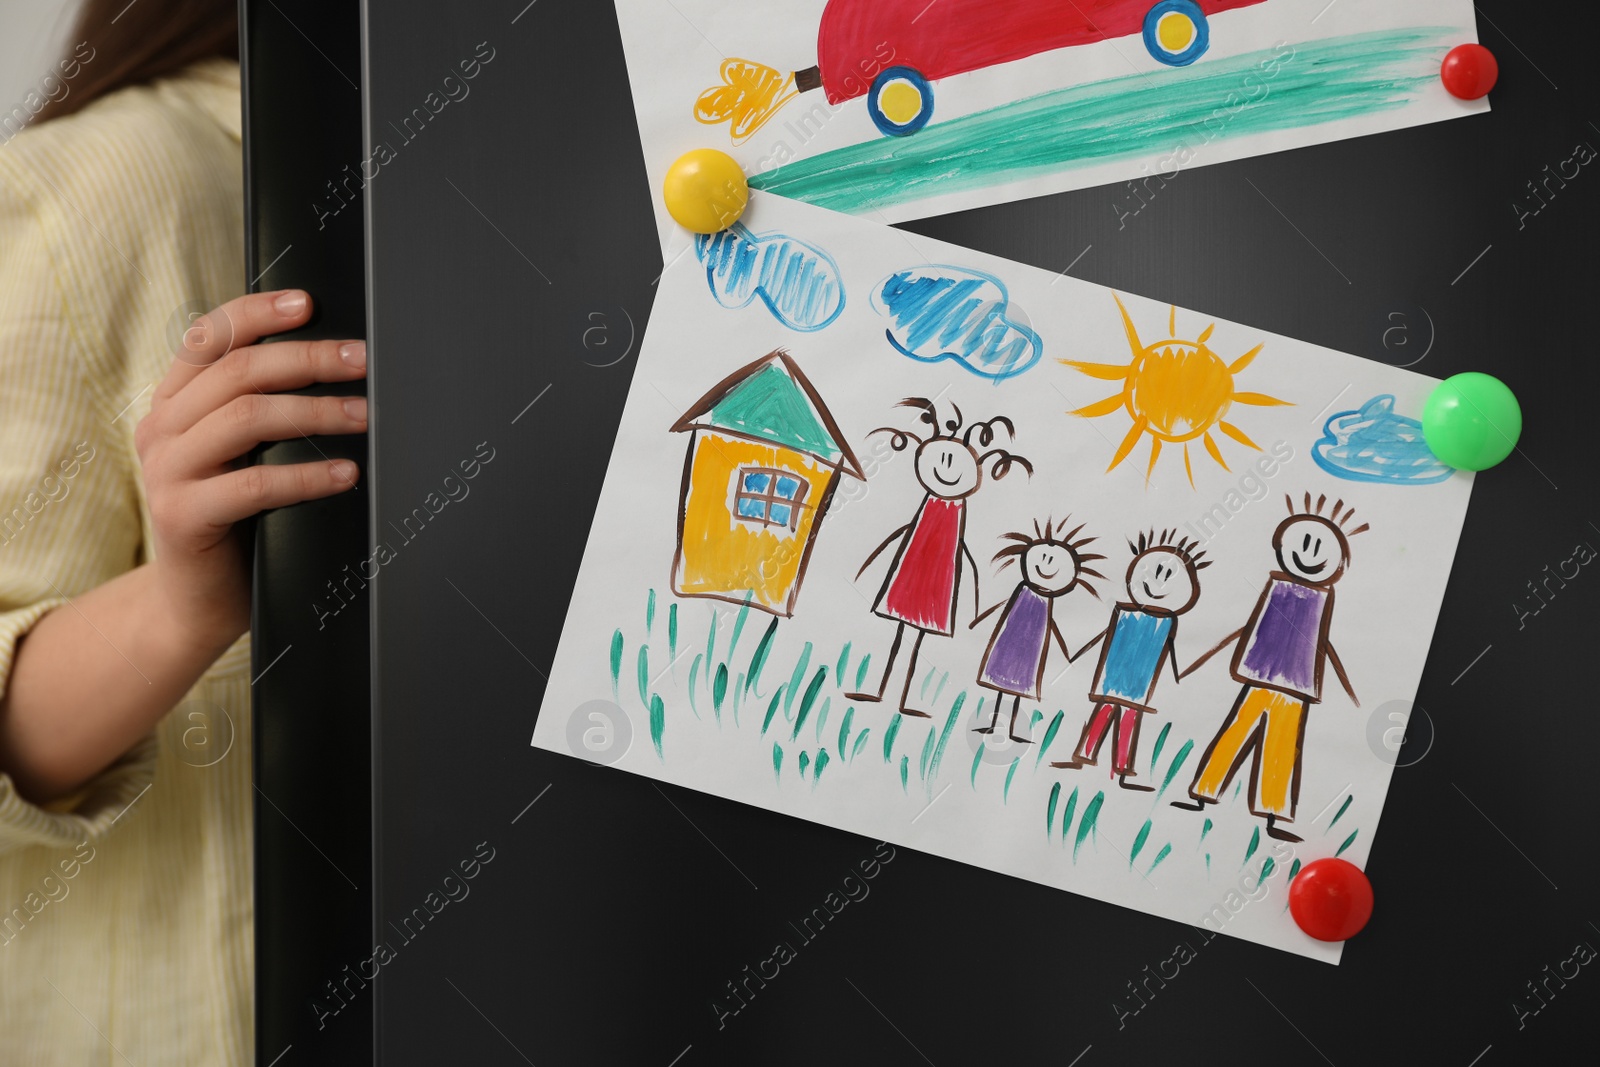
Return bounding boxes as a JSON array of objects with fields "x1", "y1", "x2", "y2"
[
  {"x1": 1143, "y1": 0, "x2": 1210, "y2": 67},
  {"x1": 866, "y1": 66, "x2": 934, "y2": 137}
]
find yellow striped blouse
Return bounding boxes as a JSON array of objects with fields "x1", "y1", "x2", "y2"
[{"x1": 0, "y1": 59, "x2": 252, "y2": 1065}]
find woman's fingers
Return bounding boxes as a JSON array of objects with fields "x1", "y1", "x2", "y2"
[
  {"x1": 157, "y1": 339, "x2": 366, "y2": 433},
  {"x1": 198, "y1": 459, "x2": 361, "y2": 527},
  {"x1": 153, "y1": 290, "x2": 314, "y2": 402},
  {"x1": 177, "y1": 392, "x2": 368, "y2": 473}
]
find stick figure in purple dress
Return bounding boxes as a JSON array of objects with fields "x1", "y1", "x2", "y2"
[{"x1": 969, "y1": 518, "x2": 1105, "y2": 743}]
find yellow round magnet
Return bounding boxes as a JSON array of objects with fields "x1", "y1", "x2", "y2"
[{"x1": 663, "y1": 149, "x2": 749, "y2": 234}]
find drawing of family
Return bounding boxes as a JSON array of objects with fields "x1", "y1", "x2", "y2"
[{"x1": 847, "y1": 397, "x2": 1367, "y2": 842}]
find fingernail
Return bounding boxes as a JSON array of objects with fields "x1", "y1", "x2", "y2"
[
  {"x1": 330, "y1": 460, "x2": 359, "y2": 484},
  {"x1": 339, "y1": 341, "x2": 366, "y2": 368},
  {"x1": 275, "y1": 290, "x2": 308, "y2": 315},
  {"x1": 343, "y1": 397, "x2": 367, "y2": 421}
]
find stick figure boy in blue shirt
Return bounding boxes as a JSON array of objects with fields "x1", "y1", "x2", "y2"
[{"x1": 1051, "y1": 530, "x2": 1208, "y2": 790}]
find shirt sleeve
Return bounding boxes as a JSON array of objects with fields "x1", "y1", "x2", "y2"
[{"x1": 0, "y1": 157, "x2": 154, "y2": 855}]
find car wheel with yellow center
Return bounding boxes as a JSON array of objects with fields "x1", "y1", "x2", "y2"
[
  {"x1": 866, "y1": 66, "x2": 934, "y2": 137},
  {"x1": 1143, "y1": 0, "x2": 1211, "y2": 67}
]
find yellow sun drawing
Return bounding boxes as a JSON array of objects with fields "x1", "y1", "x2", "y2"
[{"x1": 1063, "y1": 294, "x2": 1292, "y2": 488}]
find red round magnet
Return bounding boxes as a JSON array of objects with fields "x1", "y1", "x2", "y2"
[
  {"x1": 1441, "y1": 43, "x2": 1498, "y2": 100},
  {"x1": 1288, "y1": 858, "x2": 1373, "y2": 942}
]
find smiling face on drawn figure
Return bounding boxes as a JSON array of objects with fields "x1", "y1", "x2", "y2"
[
  {"x1": 1274, "y1": 516, "x2": 1349, "y2": 585},
  {"x1": 1126, "y1": 547, "x2": 1199, "y2": 615},
  {"x1": 914, "y1": 438, "x2": 982, "y2": 500},
  {"x1": 1021, "y1": 542, "x2": 1081, "y2": 595}
]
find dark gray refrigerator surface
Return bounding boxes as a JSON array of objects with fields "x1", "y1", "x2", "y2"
[{"x1": 355, "y1": 2, "x2": 1596, "y2": 1063}]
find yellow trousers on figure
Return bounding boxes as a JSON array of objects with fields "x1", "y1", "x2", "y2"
[{"x1": 1191, "y1": 686, "x2": 1307, "y2": 818}]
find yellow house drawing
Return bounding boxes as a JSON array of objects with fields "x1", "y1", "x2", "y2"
[{"x1": 670, "y1": 350, "x2": 864, "y2": 617}]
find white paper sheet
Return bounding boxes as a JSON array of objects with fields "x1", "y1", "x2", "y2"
[
  {"x1": 530, "y1": 192, "x2": 1473, "y2": 961},
  {"x1": 615, "y1": 0, "x2": 1488, "y2": 248}
]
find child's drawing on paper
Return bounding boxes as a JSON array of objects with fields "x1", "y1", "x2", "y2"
[
  {"x1": 697, "y1": 0, "x2": 1269, "y2": 142},
  {"x1": 532, "y1": 191, "x2": 1478, "y2": 963},
  {"x1": 1173, "y1": 494, "x2": 1367, "y2": 840},
  {"x1": 629, "y1": 0, "x2": 1488, "y2": 231},
  {"x1": 970, "y1": 519, "x2": 1105, "y2": 743},
  {"x1": 670, "y1": 350, "x2": 864, "y2": 616},
  {"x1": 1065, "y1": 295, "x2": 1290, "y2": 487},
  {"x1": 846, "y1": 398, "x2": 1031, "y2": 717},
  {"x1": 1054, "y1": 530, "x2": 1209, "y2": 790}
]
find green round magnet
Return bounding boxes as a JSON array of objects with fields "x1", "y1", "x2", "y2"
[{"x1": 1421, "y1": 372, "x2": 1521, "y2": 471}]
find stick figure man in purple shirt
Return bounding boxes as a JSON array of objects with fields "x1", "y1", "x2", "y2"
[
  {"x1": 969, "y1": 518, "x2": 1105, "y2": 743},
  {"x1": 1172, "y1": 494, "x2": 1367, "y2": 841}
]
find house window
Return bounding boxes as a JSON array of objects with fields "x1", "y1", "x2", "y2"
[{"x1": 734, "y1": 467, "x2": 808, "y2": 530}]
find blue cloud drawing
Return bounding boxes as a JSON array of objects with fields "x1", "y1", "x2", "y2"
[
  {"x1": 694, "y1": 223, "x2": 845, "y2": 332},
  {"x1": 1312, "y1": 394, "x2": 1455, "y2": 485},
  {"x1": 871, "y1": 265, "x2": 1042, "y2": 382}
]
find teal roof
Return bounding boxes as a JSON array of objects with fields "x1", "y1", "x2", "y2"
[{"x1": 705, "y1": 363, "x2": 842, "y2": 463}]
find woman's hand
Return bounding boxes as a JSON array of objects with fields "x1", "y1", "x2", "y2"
[{"x1": 134, "y1": 289, "x2": 367, "y2": 654}]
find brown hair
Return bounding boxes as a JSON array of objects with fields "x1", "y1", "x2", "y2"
[{"x1": 33, "y1": 0, "x2": 237, "y2": 124}]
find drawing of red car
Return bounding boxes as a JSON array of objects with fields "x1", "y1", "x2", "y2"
[{"x1": 792, "y1": 0, "x2": 1270, "y2": 136}]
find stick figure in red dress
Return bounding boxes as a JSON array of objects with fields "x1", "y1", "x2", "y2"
[{"x1": 846, "y1": 398, "x2": 1031, "y2": 717}]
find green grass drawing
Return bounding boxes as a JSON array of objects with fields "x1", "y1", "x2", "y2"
[
  {"x1": 850, "y1": 728, "x2": 870, "y2": 763},
  {"x1": 882, "y1": 712, "x2": 903, "y2": 763},
  {"x1": 712, "y1": 662, "x2": 729, "y2": 722},
  {"x1": 854, "y1": 654, "x2": 871, "y2": 691},
  {"x1": 1156, "y1": 740, "x2": 1193, "y2": 801},
  {"x1": 602, "y1": 593, "x2": 1367, "y2": 904},
  {"x1": 609, "y1": 630, "x2": 623, "y2": 699},
  {"x1": 667, "y1": 604, "x2": 677, "y2": 665},
  {"x1": 746, "y1": 617, "x2": 778, "y2": 696},
  {"x1": 760, "y1": 687, "x2": 783, "y2": 735},
  {"x1": 791, "y1": 668, "x2": 827, "y2": 740},
  {"x1": 1149, "y1": 721, "x2": 1171, "y2": 774},
  {"x1": 1329, "y1": 794, "x2": 1353, "y2": 830},
  {"x1": 925, "y1": 694, "x2": 964, "y2": 786},
  {"x1": 636, "y1": 645, "x2": 650, "y2": 710},
  {"x1": 727, "y1": 598, "x2": 751, "y2": 661},
  {"x1": 785, "y1": 643, "x2": 813, "y2": 717},
  {"x1": 1074, "y1": 792, "x2": 1105, "y2": 860},
  {"x1": 1035, "y1": 710, "x2": 1064, "y2": 768},
  {"x1": 1131, "y1": 819, "x2": 1153, "y2": 869},
  {"x1": 1059, "y1": 786, "x2": 1079, "y2": 846}
]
